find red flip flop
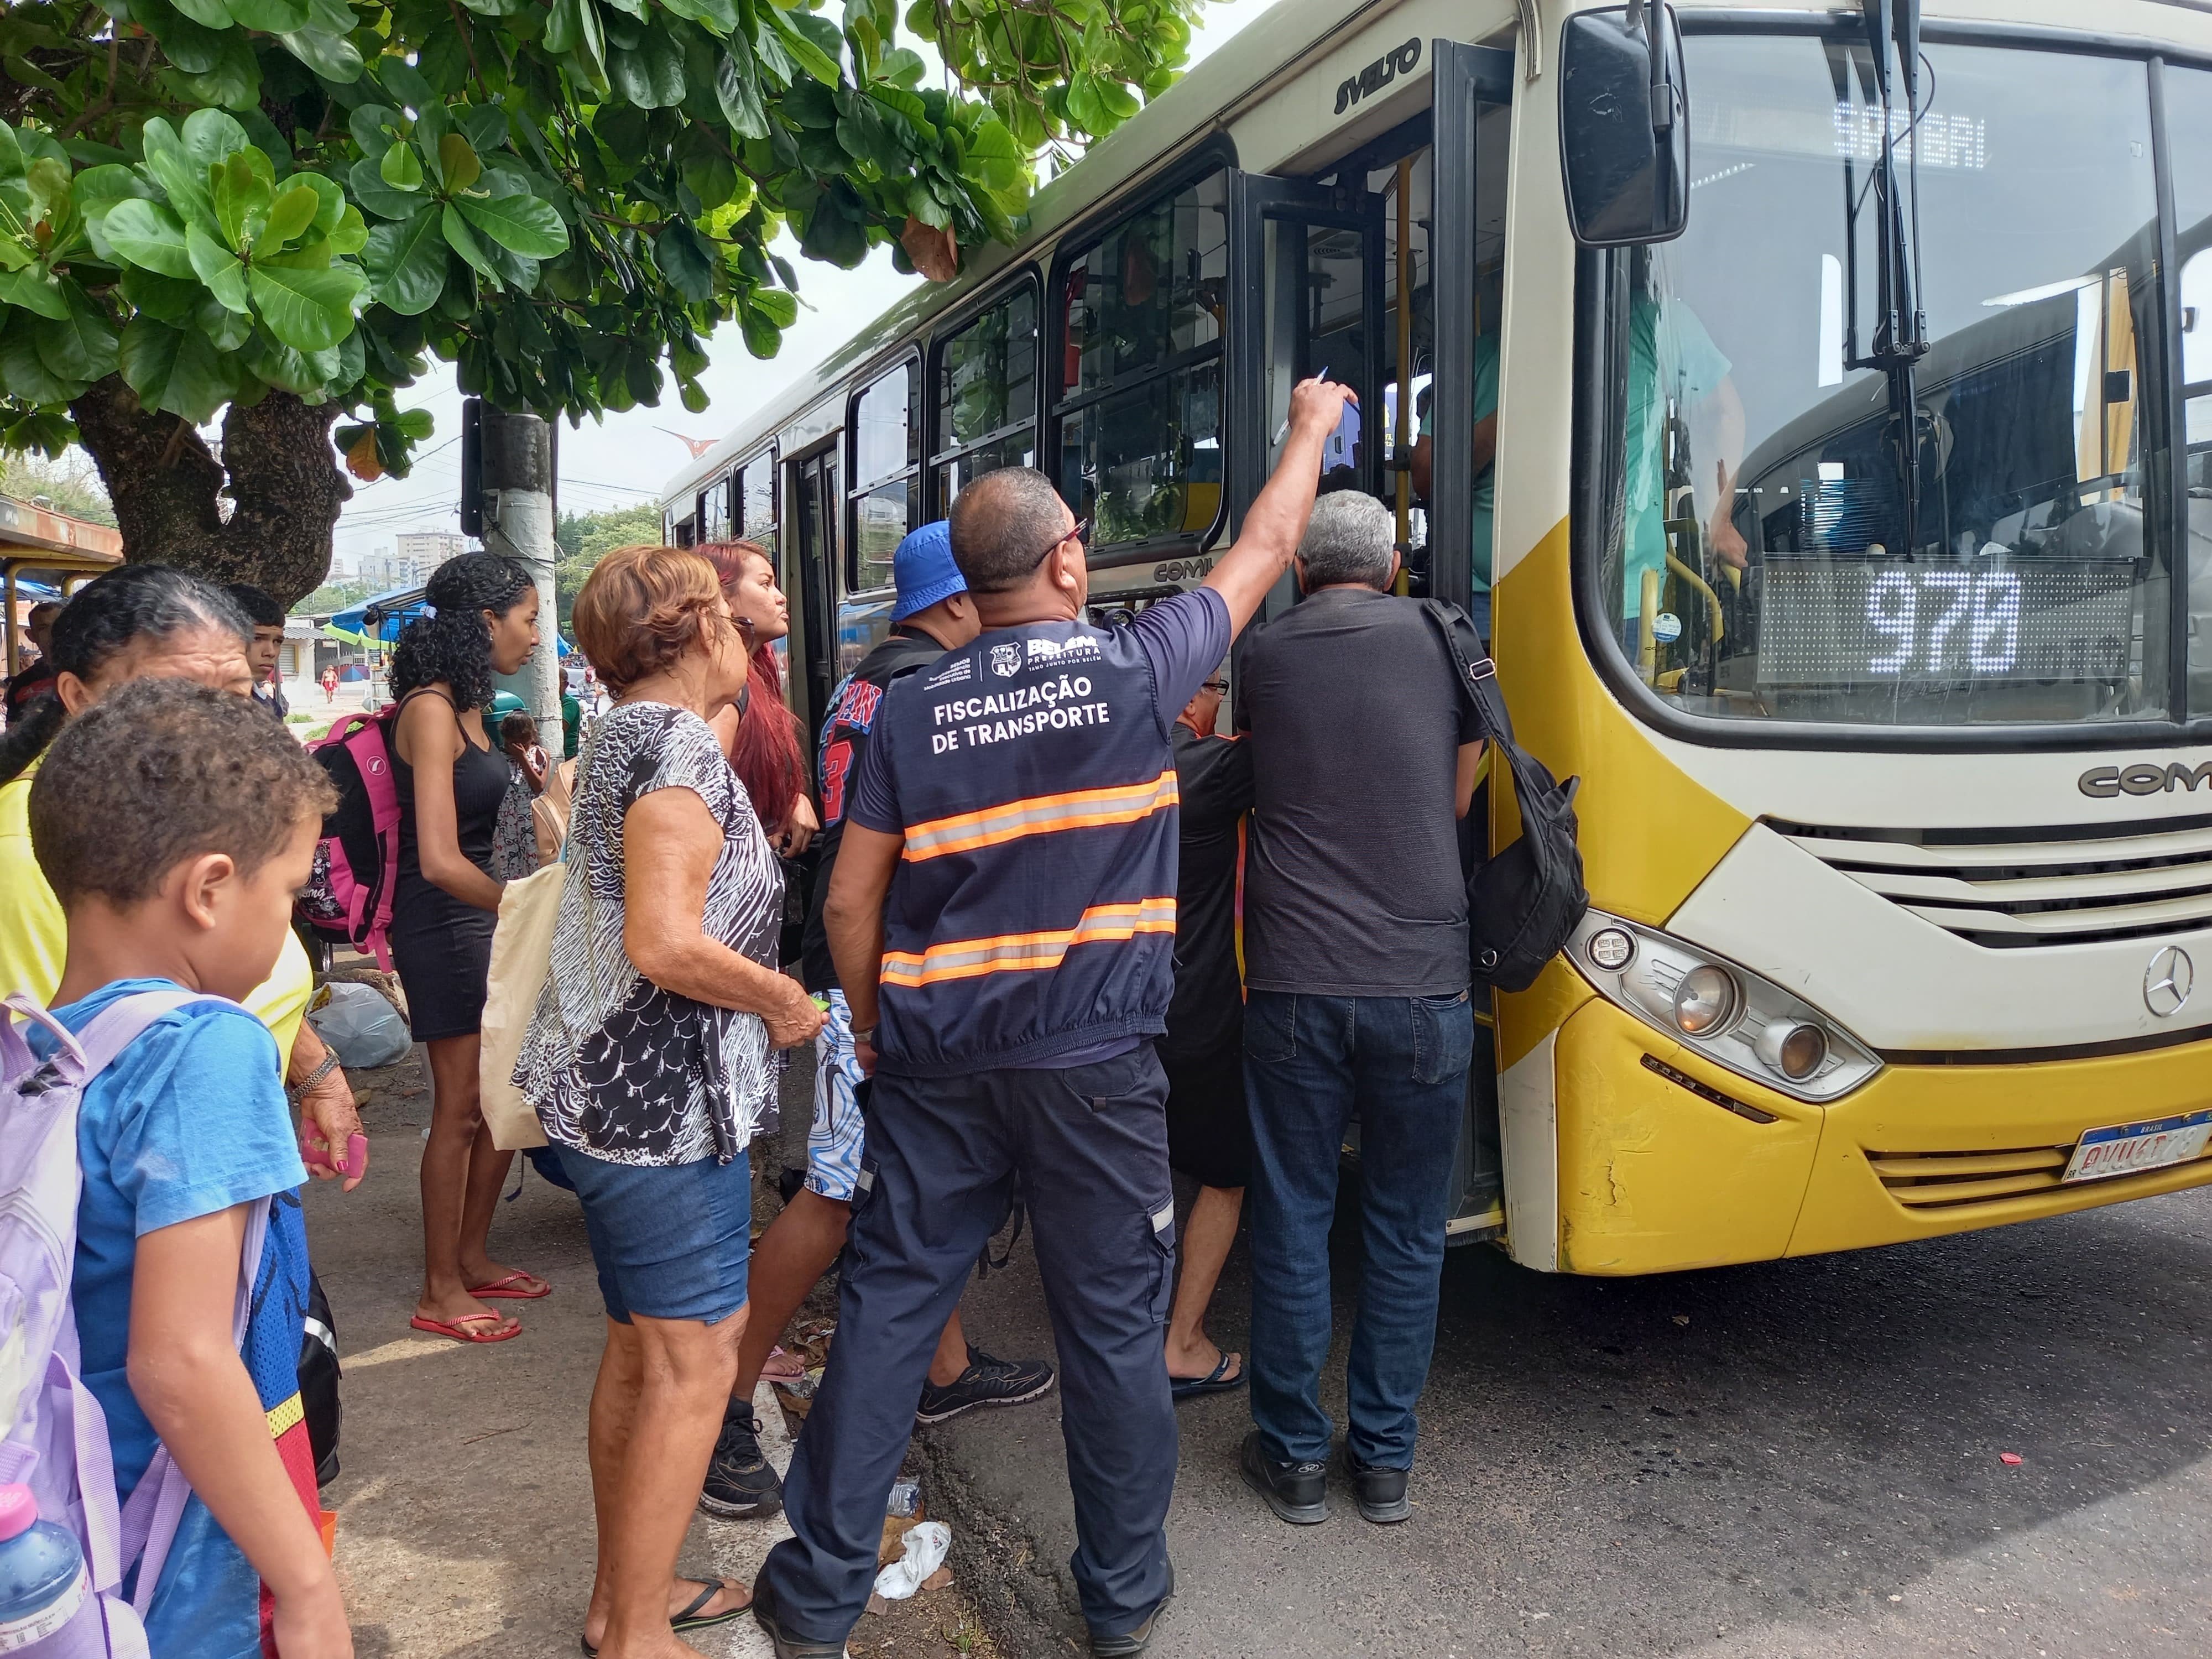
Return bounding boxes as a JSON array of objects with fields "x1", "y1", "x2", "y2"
[
  {"x1": 467, "y1": 1271, "x2": 551, "y2": 1300},
  {"x1": 411, "y1": 1312, "x2": 521, "y2": 1344}
]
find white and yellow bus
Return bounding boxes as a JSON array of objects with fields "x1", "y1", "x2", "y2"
[{"x1": 661, "y1": 0, "x2": 2212, "y2": 1274}]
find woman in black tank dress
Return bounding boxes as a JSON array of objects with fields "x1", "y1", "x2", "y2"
[{"x1": 389, "y1": 554, "x2": 548, "y2": 1344}]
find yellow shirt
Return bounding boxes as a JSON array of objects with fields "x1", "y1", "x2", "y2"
[{"x1": 0, "y1": 768, "x2": 314, "y2": 1056}]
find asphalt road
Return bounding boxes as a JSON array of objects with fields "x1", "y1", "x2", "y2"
[{"x1": 922, "y1": 1175, "x2": 2212, "y2": 1657}]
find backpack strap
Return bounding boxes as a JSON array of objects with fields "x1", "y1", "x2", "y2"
[{"x1": 1418, "y1": 598, "x2": 1517, "y2": 747}]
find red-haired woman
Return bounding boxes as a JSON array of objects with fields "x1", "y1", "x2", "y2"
[{"x1": 698, "y1": 541, "x2": 817, "y2": 858}]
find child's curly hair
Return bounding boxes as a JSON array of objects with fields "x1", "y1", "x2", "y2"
[{"x1": 30, "y1": 679, "x2": 337, "y2": 906}]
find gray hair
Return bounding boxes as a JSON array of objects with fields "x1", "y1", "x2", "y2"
[{"x1": 1296, "y1": 491, "x2": 1396, "y2": 589}]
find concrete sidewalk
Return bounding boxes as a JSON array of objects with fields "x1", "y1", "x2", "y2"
[{"x1": 310, "y1": 1049, "x2": 991, "y2": 1658}]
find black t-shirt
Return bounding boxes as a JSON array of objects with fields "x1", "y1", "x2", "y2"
[
  {"x1": 1160, "y1": 720, "x2": 1254, "y2": 1064},
  {"x1": 1236, "y1": 586, "x2": 1481, "y2": 997},
  {"x1": 799, "y1": 628, "x2": 949, "y2": 992},
  {"x1": 4, "y1": 662, "x2": 55, "y2": 723}
]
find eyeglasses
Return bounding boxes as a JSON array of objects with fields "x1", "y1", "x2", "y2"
[
  {"x1": 1024, "y1": 515, "x2": 1091, "y2": 571},
  {"x1": 1201, "y1": 679, "x2": 1229, "y2": 693}
]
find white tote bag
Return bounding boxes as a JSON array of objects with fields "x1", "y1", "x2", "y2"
[{"x1": 478, "y1": 860, "x2": 566, "y2": 1151}]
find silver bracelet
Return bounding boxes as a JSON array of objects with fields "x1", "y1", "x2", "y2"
[{"x1": 286, "y1": 1052, "x2": 341, "y2": 1104}]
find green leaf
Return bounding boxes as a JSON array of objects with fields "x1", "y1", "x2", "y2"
[
  {"x1": 440, "y1": 200, "x2": 498, "y2": 277},
  {"x1": 608, "y1": 23, "x2": 687, "y2": 107},
  {"x1": 362, "y1": 204, "x2": 447, "y2": 314},
  {"x1": 248, "y1": 260, "x2": 364, "y2": 351},
  {"x1": 326, "y1": 204, "x2": 369, "y2": 255},
  {"x1": 212, "y1": 152, "x2": 273, "y2": 249},
  {"x1": 0, "y1": 268, "x2": 69, "y2": 322},
  {"x1": 119, "y1": 316, "x2": 239, "y2": 422},
  {"x1": 375, "y1": 54, "x2": 435, "y2": 111},
  {"x1": 102, "y1": 199, "x2": 197, "y2": 278},
  {"x1": 738, "y1": 301, "x2": 781, "y2": 357},
  {"x1": 906, "y1": 176, "x2": 949, "y2": 229},
  {"x1": 344, "y1": 156, "x2": 418, "y2": 220},
  {"x1": 769, "y1": 7, "x2": 840, "y2": 85},
  {"x1": 544, "y1": 0, "x2": 582, "y2": 55},
  {"x1": 295, "y1": 169, "x2": 346, "y2": 238},
  {"x1": 961, "y1": 117, "x2": 1022, "y2": 194},
  {"x1": 165, "y1": 34, "x2": 262, "y2": 111},
  {"x1": 752, "y1": 285, "x2": 797, "y2": 327},
  {"x1": 187, "y1": 219, "x2": 252, "y2": 310},
  {"x1": 457, "y1": 106, "x2": 509, "y2": 156},
  {"x1": 227, "y1": 0, "x2": 310, "y2": 27},
  {"x1": 121, "y1": 266, "x2": 201, "y2": 325},
  {"x1": 36, "y1": 286, "x2": 121, "y2": 382},
  {"x1": 661, "y1": 0, "x2": 738, "y2": 29},
  {"x1": 169, "y1": 0, "x2": 235, "y2": 24},
  {"x1": 263, "y1": 182, "x2": 320, "y2": 248},
  {"x1": 451, "y1": 191, "x2": 569, "y2": 258},
  {"x1": 0, "y1": 315, "x2": 79, "y2": 405},
  {"x1": 439, "y1": 134, "x2": 482, "y2": 194},
  {"x1": 836, "y1": 93, "x2": 900, "y2": 174},
  {"x1": 654, "y1": 220, "x2": 714, "y2": 302},
  {"x1": 181, "y1": 108, "x2": 252, "y2": 171},
  {"x1": 279, "y1": 29, "x2": 366, "y2": 82},
  {"x1": 1064, "y1": 72, "x2": 1107, "y2": 137},
  {"x1": 348, "y1": 104, "x2": 403, "y2": 159},
  {"x1": 714, "y1": 46, "x2": 770, "y2": 139},
  {"x1": 380, "y1": 143, "x2": 424, "y2": 190}
]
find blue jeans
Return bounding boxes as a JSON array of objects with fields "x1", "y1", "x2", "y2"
[{"x1": 1243, "y1": 990, "x2": 1473, "y2": 1470}]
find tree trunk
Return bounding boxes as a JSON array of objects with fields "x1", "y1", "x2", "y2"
[{"x1": 69, "y1": 376, "x2": 352, "y2": 608}]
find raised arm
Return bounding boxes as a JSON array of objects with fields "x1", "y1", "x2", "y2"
[{"x1": 1203, "y1": 378, "x2": 1360, "y2": 637}]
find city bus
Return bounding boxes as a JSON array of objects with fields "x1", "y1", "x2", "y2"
[{"x1": 660, "y1": 0, "x2": 2212, "y2": 1274}]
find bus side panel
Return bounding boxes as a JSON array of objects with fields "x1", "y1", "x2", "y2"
[{"x1": 1552, "y1": 998, "x2": 1824, "y2": 1276}]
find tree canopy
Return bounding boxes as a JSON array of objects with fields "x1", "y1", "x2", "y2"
[{"x1": 0, "y1": 0, "x2": 1201, "y2": 598}]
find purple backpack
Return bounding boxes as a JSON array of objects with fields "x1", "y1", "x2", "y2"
[
  {"x1": 0, "y1": 990, "x2": 267, "y2": 1657},
  {"x1": 296, "y1": 708, "x2": 403, "y2": 969}
]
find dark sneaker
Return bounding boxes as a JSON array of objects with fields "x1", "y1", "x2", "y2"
[
  {"x1": 698, "y1": 1406, "x2": 782, "y2": 1519},
  {"x1": 1240, "y1": 1430, "x2": 1328, "y2": 1525},
  {"x1": 915, "y1": 1347, "x2": 1056, "y2": 1425},
  {"x1": 1089, "y1": 1562, "x2": 1175, "y2": 1658},
  {"x1": 750, "y1": 1578, "x2": 846, "y2": 1659},
  {"x1": 1347, "y1": 1453, "x2": 1411, "y2": 1524}
]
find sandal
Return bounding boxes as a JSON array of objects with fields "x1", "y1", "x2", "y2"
[
  {"x1": 761, "y1": 1345, "x2": 807, "y2": 1381},
  {"x1": 410, "y1": 1312, "x2": 520, "y2": 1344},
  {"x1": 1170, "y1": 1350, "x2": 1245, "y2": 1400},
  {"x1": 580, "y1": 1579, "x2": 751, "y2": 1656},
  {"x1": 467, "y1": 1270, "x2": 551, "y2": 1300}
]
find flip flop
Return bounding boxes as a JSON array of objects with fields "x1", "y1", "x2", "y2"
[
  {"x1": 410, "y1": 1312, "x2": 520, "y2": 1344},
  {"x1": 467, "y1": 1270, "x2": 551, "y2": 1300},
  {"x1": 1171, "y1": 1350, "x2": 1246, "y2": 1400},
  {"x1": 761, "y1": 1345, "x2": 807, "y2": 1381},
  {"x1": 579, "y1": 1580, "x2": 751, "y2": 1657}
]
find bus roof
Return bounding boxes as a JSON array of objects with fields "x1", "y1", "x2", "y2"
[{"x1": 657, "y1": 0, "x2": 1389, "y2": 511}]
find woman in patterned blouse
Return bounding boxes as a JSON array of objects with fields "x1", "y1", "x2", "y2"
[{"x1": 514, "y1": 544, "x2": 824, "y2": 1653}]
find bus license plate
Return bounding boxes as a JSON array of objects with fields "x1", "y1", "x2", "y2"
[{"x1": 2062, "y1": 1109, "x2": 2212, "y2": 1184}]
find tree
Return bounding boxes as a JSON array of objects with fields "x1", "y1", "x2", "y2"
[
  {"x1": 0, "y1": 446, "x2": 117, "y2": 524},
  {"x1": 291, "y1": 573, "x2": 372, "y2": 613},
  {"x1": 554, "y1": 499, "x2": 660, "y2": 631},
  {"x1": 0, "y1": 0, "x2": 1201, "y2": 604}
]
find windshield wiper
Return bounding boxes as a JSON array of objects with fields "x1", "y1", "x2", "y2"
[{"x1": 1842, "y1": 0, "x2": 1931, "y2": 557}]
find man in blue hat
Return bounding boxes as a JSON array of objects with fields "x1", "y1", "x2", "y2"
[{"x1": 698, "y1": 520, "x2": 1056, "y2": 1522}]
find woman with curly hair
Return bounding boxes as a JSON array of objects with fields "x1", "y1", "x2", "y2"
[
  {"x1": 390, "y1": 551, "x2": 547, "y2": 1343},
  {"x1": 698, "y1": 541, "x2": 817, "y2": 858}
]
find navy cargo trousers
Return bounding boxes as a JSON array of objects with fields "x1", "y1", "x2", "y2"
[{"x1": 755, "y1": 1044, "x2": 1181, "y2": 1643}]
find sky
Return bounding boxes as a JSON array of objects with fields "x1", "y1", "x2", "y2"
[{"x1": 331, "y1": 0, "x2": 1253, "y2": 573}]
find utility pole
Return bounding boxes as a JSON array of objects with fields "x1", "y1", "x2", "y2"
[{"x1": 463, "y1": 401, "x2": 562, "y2": 738}]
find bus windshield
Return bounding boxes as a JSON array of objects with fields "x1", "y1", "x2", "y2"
[{"x1": 1595, "y1": 32, "x2": 2177, "y2": 729}]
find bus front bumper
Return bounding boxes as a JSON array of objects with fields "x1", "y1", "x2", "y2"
[{"x1": 1544, "y1": 993, "x2": 2212, "y2": 1275}]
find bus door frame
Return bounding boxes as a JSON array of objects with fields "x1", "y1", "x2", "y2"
[
  {"x1": 786, "y1": 437, "x2": 842, "y2": 758},
  {"x1": 1225, "y1": 173, "x2": 1386, "y2": 619}
]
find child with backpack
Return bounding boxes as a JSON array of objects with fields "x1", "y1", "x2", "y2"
[{"x1": 5, "y1": 679, "x2": 350, "y2": 1657}]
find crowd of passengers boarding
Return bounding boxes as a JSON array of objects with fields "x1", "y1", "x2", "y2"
[{"x1": 0, "y1": 370, "x2": 1554, "y2": 1659}]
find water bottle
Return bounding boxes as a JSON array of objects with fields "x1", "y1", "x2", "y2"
[{"x1": 0, "y1": 1483, "x2": 91, "y2": 1655}]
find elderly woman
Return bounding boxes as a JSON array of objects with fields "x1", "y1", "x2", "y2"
[{"x1": 515, "y1": 544, "x2": 823, "y2": 1658}]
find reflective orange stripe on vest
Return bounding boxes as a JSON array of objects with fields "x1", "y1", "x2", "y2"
[
  {"x1": 901, "y1": 769, "x2": 1180, "y2": 862},
  {"x1": 881, "y1": 898, "x2": 1178, "y2": 987}
]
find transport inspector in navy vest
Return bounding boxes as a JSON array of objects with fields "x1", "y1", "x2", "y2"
[{"x1": 751, "y1": 377, "x2": 1358, "y2": 1659}]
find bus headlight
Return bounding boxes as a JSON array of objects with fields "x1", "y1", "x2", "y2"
[{"x1": 1567, "y1": 911, "x2": 1880, "y2": 1105}]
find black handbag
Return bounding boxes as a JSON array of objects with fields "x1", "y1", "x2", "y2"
[
  {"x1": 1419, "y1": 600, "x2": 1589, "y2": 992},
  {"x1": 301, "y1": 1269, "x2": 343, "y2": 1487}
]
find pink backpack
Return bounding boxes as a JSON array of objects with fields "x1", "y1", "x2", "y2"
[
  {"x1": 0, "y1": 990, "x2": 268, "y2": 1657},
  {"x1": 295, "y1": 708, "x2": 403, "y2": 969}
]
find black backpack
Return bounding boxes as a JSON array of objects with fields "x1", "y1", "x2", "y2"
[{"x1": 1420, "y1": 600, "x2": 1589, "y2": 992}]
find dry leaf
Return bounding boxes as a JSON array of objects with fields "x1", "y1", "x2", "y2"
[{"x1": 901, "y1": 215, "x2": 958, "y2": 283}]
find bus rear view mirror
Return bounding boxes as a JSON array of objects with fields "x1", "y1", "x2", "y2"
[{"x1": 1558, "y1": 2, "x2": 1690, "y2": 248}]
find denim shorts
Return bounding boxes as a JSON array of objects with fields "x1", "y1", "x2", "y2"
[{"x1": 554, "y1": 1143, "x2": 752, "y2": 1325}]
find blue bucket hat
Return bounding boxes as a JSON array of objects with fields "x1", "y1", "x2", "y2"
[{"x1": 890, "y1": 520, "x2": 967, "y2": 623}]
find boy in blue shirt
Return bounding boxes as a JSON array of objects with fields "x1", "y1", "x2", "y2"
[{"x1": 27, "y1": 677, "x2": 349, "y2": 1659}]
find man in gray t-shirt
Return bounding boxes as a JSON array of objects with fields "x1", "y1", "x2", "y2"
[{"x1": 1234, "y1": 490, "x2": 1484, "y2": 1528}]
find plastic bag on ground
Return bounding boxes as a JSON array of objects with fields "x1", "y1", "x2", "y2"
[
  {"x1": 309, "y1": 980, "x2": 412, "y2": 1069},
  {"x1": 872, "y1": 1520, "x2": 950, "y2": 1601}
]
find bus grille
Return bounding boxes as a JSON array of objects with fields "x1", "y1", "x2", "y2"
[
  {"x1": 1867, "y1": 1142, "x2": 2212, "y2": 1209},
  {"x1": 1774, "y1": 813, "x2": 2212, "y2": 948}
]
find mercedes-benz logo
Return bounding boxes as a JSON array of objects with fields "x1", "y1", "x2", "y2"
[{"x1": 2146, "y1": 945, "x2": 2194, "y2": 1018}]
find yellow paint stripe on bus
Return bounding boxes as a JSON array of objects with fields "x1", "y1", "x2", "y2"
[{"x1": 881, "y1": 898, "x2": 1178, "y2": 987}]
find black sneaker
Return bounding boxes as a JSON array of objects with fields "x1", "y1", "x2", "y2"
[
  {"x1": 915, "y1": 1347, "x2": 1056, "y2": 1425},
  {"x1": 750, "y1": 1577, "x2": 847, "y2": 1659},
  {"x1": 698, "y1": 1405, "x2": 782, "y2": 1519},
  {"x1": 1346, "y1": 1453, "x2": 1411, "y2": 1524},
  {"x1": 1240, "y1": 1430, "x2": 1328, "y2": 1525}
]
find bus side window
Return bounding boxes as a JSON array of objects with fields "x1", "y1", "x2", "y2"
[
  {"x1": 849, "y1": 361, "x2": 920, "y2": 590},
  {"x1": 935, "y1": 281, "x2": 1040, "y2": 509}
]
